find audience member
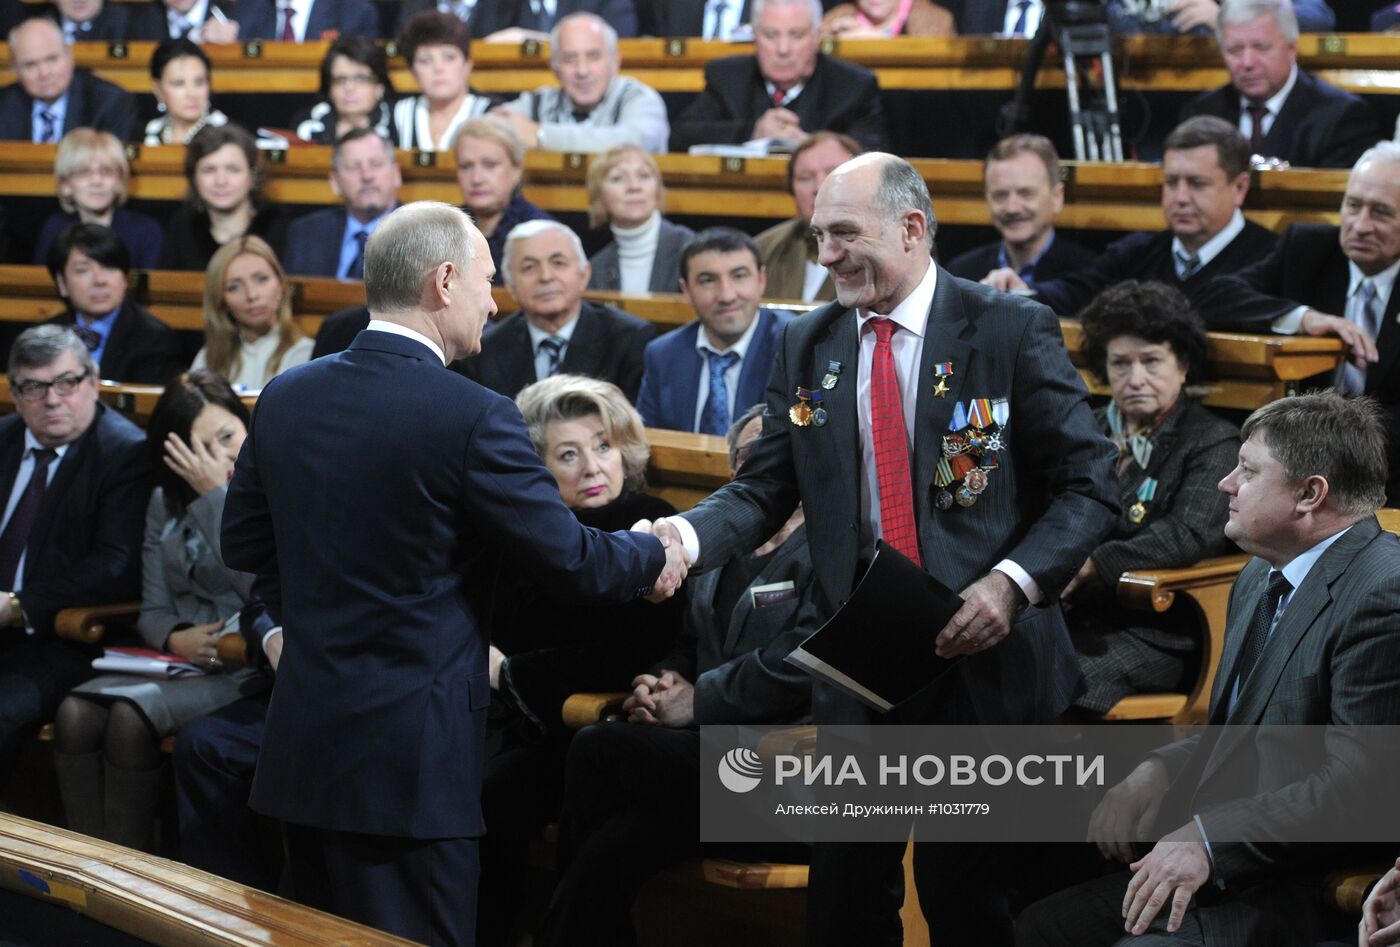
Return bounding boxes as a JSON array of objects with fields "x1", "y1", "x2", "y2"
[
  {"x1": 534, "y1": 402, "x2": 814, "y2": 947},
  {"x1": 43, "y1": 223, "x2": 185, "y2": 384},
  {"x1": 160, "y1": 123, "x2": 286, "y2": 272},
  {"x1": 945, "y1": 133, "x2": 1096, "y2": 283},
  {"x1": 1063, "y1": 281, "x2": 1238, "y2": 713},
  {"x1": 43, "y1": 0, "x2": 130, "y2": 41},
  {"x1": 494, "y1": 13, "x2": 669, "y2": 153},
  {"x1": 669, "y1": 0, "x2": 887, "y2": 151},
  {"x1": 308, "y1": 304, "x2": 369, "y2": 358},
  {"x1": 1019, "y1": 391, "x2": 1400, "y2": 947},
  {"x1": 392, "y1": 11, "x2": 491, "y2": 151},
  {"x1": 645, "y1": 0, "x2": 752, "y2": 38},
  {"x1": 142, "y1": 38, "x2": 229, "y2": 147},
  {"x1": 393, "y1": 0, "x2": 492, "y2": 36},
  {"x1": 477, "y1": 372, "x2": 682, "y2": 944},
  {"x1": 985, "y1": 117, "x2": 1277, "y2": 315},
  {"x1": 35, "y1": 128, "x2": 163, "y2": 270},
  {"x1": 0, "y1": 325, "x2": 147, "y2": 785},
  {"x1": 452, "y1": 116, "x2": 554, "y2": 284},
  {"x1": 1194, "y1": 141, "x2": 1400, "y2": 503},
  {"x1": 753, "y1": 130, "x2": 860, "y2": 301},
  {"x1": 192, "y1": 236, "x2": 313, "y2": 389},
  {"x1": 283, "y1": 128, "x2": 401, "y2": 278},
  {"x1": 1375, "y1": 5, "x2": 1400, "y2": 31},
  {"x1": 1107, "y1": 0, "x2": 1334, "y2": 34},
  {"x1": 260, "y1": 0, "x2": 377, "y2": 41},
  {"x1": 459, "y1": 219, "x2": 653, "y2": 400},
  {"x1": 126, "y1": 0, "x2": 272, "y2": 43},
  {"x1": 53, "y1": 370, "x2": 267, "y2": 851},
  {"x1": 1180, "y1": 0, "x2": 1378, "y2": 168},
  {"x1": 635, "y1": 227, "x2": 792, "y2": 432},
  {"x1": 585, "y1": 144, "x2": 693, "y2": 293},
  {"x1": 0, "y1": 15, "x2": 134, "y2": 142},
  {"x1": 820, "y1": 0, "x2": 954, "y2": 37},
  {"x1": 472, "y1": 0, "x2": 639, "y2": 40},
  {"x1": 291, "y1": 36, "x2": 395, "y2": 146},
  {"x1": 1359, "y1": 855, "x2": 1400, "y2": 947},
  {"x1": 948, "y1": 0, "x2": 1042, "y2": 34}
]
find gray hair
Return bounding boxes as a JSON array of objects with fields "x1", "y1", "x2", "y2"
[
  {"x1": 549, "y1": 12, "x2": 618, "y2": 65},
  {"x1": 1354, "y1": 140, "x2": 1400, "y2": 174},
  {"x1": 501, "y1": 219, "x2": 587, "y2": 292},
  {"x1": 752, "y1": 0, "x2": 824, "y2": 31},
  {"x1": 1217, "y1": 0, "x2": 1299, "y2": 44},
  {"x1": 727, "y1": 402, "x2": 767, "y2": 475},
  {"x1": 869, "y1": 153, "x2": 937, "y2": 247},
  {"x1": 363, "y1": 201, "x2": 476, "y2": 314},
  {"x1": 9, "y1": 324, "x2": 96, "y2": 379}
]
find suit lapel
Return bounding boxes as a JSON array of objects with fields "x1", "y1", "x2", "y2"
[
  {"x1": 99, "y1": 302, "x2": 139, "y2": 381},
  {"x1": 560, "y1": 304, "x2": 602, "y2": 376},
  {"x1": 1368, "y1": 282, "x2": 1400, "y2": 394},
  {"x1": 735, "y1": 309, "x2": 779, "y2": 410},
  {"x1": 0, "y1": 423, "x2": 23, "y2": 497},
  {"x1": 26, "y1": 407, "x2": 101, "y2": 576},
  {"x1": 62, "y1": 74, "x2": 87, "y2": 134},
  {"x1": 305, "y1": 0, "x2": 329, "y2": 39},
  {"x1": 1262, "y1": 72, "x2": 1313, "y2": 155},
  {"x1": 1209, "y1": 562, "x2": 1264, "y2": 720},
  {"x1": 492, "y1": 315, "x2": 537, "y2": 393},
  {"x1": 808, "y1": 307, "x2": 861, "y2": 544},
  {"x1": 912, "y1": 267, "x2": 973, "y2": 521},
  {"x1": 722, "y1": 529, "x2": 804, "y2": 655},
  {"x1": 672, "y1": 325, "x2": 704, "y2": 429}
]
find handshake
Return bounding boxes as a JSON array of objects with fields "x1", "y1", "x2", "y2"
[{"x1": 631, "y1": 517, "x2": 690, "y2": 603}]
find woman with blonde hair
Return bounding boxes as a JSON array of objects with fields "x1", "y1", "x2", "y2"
[
  {"x1": 585, "y1": 144, "x2": 693, "y2": 293},
  {"x1": 192, "y1": 236, "x2": 312, "y2": 390},
  {"x1": 452, "y1": 115, "x2": 553, "y2": 284},
  {"x1": 36, "y1": 129, "x2": 163, "y2": 268}
]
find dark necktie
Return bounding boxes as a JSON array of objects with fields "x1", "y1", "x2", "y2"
[
  {"x1": 344, "y1": 230, "x2": 369, "y2": 280},
  {"x1": 870, "y1": 319, "x2": 921, "y2": 567},
  {"x1": 37, "y1": 108, "x2": 58, "y2": 145},
  {"x1": 280, "y1": 5, "x2": 296, "y2": 41},
  {"x1": 1010, "y1": 0, "x2": 1031, "y2": 35},
  {"x1": 538, "y1": 336, "x2": 565, "y2": 376},
  {"x1": 707, "y1": 0, "x2": 728, "y2": 39},
  {"x1": 1246, "y1": 103, "x2": 1269, "y2": 153},
  {"x1": 0, "y1": 448, "x2": 58, "y2": 589},
  {"x1": 1232, "y1": 570, "x2": 1292, "y2": 694},
  {"x1": 699, "y1": 350, "x2": 740, "y2": 436},
  {"x1": 72, "y1": 325, "x2": 101, "y2": 352},
  {"x1": 1175, "y1": 249, "x2": 1201, "y2": 280}
]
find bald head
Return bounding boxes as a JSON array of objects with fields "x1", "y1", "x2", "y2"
[{"x1": 9, "y1": 17, "x2": 74, "y2": 105}]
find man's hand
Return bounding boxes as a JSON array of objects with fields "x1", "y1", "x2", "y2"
[
  {"x1": 1122, "y1": 822, "x2": 1211, "y2": 935},
  {"x1": 1167, "y1": 0, "x2": 1219, "y2": 32},
  {"x1": 1362, "y1": 857, "x2": 1400, "y2": 947},
  {"x1": 980, "y1": 268, "x2": 1031, "y2": 293},
  {"x1": 752, "y1": 107, "x2": 804, "y2": 141},
  {"x1": 935, "y1": 571, "x2": 1023, "y2": 658},
  {"x1": 263, "y1": 629, "x2": 283, "y2": 672},
  {"x1": 1088, "y1": 757, "x2": 1171, "y2": 863},
  {"x1": 1061, "y1": 557, "x2": 1099, "y2": 602},
  {"x1": 633, "y1": 518, "x2": 690, "y2": 602},
  {"x1": 649, "y1": 671, "x2": 695, "y2": 727},
  {"x1": 490, "y1": 108, "x2": 541, "y2": 148},
  {"x1": 623, "y1": 669, "x2": 676, "y2": 723},
  {"x1": 488, "y1": 644, "x2": 505, "y2": 690},
  {"x1": 1301, "y1": 309, "x2": 1378, "y2": 370},
  {"x1": 201, "y1": 18, "x2": 240, "y2": 43}
]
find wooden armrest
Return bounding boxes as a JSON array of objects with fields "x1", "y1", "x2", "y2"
[
  {"x1": 1115, "y1": 555, "x2": 1250, "y2": 613},
  {"x1": 701, "y1": 858, "x2": 810, "y2": 889},
  {"x1": 1323, "y1": 866, "x2": 1386, "y2": 914},
  {"x1": 216, "y1": 634, "x2": 251, "y2": 668},
  {"x1": 52, "y1": 603, "x2": 141, "y2": 645},
  {"x1": 561, "y1": 692, "x2": 630, "y2": 730}
]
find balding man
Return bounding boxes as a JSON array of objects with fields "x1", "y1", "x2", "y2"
[
  {"x1": 221, "y1": 202, "x2": 679, "y2": 944},
  {"x1": 0, "y1": 16, "x2": 133, "y2": 142},
  {"x1": 641, "y1": 153, "x2": 1117, "y2": 946},
  {"x1": 493, "y1": 13, "x2": 669, "y2": 153}
]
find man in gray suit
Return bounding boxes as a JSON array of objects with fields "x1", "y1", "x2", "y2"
[
  {"x1": 643, "y1": 152, "x2": 1119, "y2": 946},
  {"x1": 1019, "y1": 391, "x2": 1400, "y2": 947}
]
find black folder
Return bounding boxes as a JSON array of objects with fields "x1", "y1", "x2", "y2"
[{"x1": 785, "y1": 541, "x2": 964, "y2": 712}]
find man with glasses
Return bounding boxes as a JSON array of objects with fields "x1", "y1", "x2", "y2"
[
  {"x1": 0, "y1": 325, "x2": 147, "y2": 791},
  {"x1": 283, "y1": 129, "x2": 402, "y2": 279},
  {"x1": 0, "y1": 15, "x2": 133, "y2": 142}
]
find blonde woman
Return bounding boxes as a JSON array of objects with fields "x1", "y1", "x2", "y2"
[
  {"x1": 585, "y1": 144, "x2": 693, "y2": 293},
  {"x1": 192, "y1": 237, "x2": 313, "y2": 390},
  {"x1": 452, "y1": 116, "x2": 553, "y2": 283},
  {"x1": 36, "y1": 129, "x2": 163, "y2": 268}
]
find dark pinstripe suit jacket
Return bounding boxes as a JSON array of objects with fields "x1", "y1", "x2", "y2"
[{"x1": 682, "y1": 266, "x2": 1119, "y2": 726}]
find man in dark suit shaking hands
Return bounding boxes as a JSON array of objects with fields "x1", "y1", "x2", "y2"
[
  {"x1": 221, "y1": 201, "x2": 684, "y2": 946},
  {"x1": 642, "y1": 153, "x2": 1118, "y2": 946}
]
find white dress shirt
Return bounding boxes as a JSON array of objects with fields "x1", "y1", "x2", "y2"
[
  {"x1": 692, "y1": 309, "x2": 763, "y2": 432},
  {"x1": 1238, "y1": 64, "x2": 1298, "y2": 145},
  {"x1": 1002, "y1": 0, "x2": 1043, "y2": 36},
  {"x1": 1171, "y1": 209, "x2": 1245, "y2": 277}
]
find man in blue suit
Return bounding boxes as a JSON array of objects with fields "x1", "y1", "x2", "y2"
[
  {"x1": 221, "y1": 201, "x2": 683, "y2": 946},
  {"x1": 635, "y1": 228, "x2": 793, "y2": 433},
  {"x1": 282, "y1": 128, "x2": 401, "y2": 279},
  {"x1": 0, "y1": 16, "x2": 134, "y2": 142}
]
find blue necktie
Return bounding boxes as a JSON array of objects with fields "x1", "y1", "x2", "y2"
[
  {"x1": 699, "y1": 351, "x2": 740, "y2": 436},
  {"x1": 344, "y1": 230, "x2": 369, "y2": 280},
  {"x1": 37, "y1": 108, "x2": 58, "y2": 144},
  {"x1": 1010, "y1": 0, "x2": 1031, "y2": 35},
  {"x1": 539, "y1": 336, "x2": 565, "y2": 377}
]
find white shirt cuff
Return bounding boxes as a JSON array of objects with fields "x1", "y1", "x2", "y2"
[
  {"x1": 993, "y1": 560, "x2": 1042, "y2": 606},
  {"x1": 668, "y1": 516, "x2": 702, "y2": 568},
  {"x1": 262, "y1": 626, "x2": 283, "y2": 651},
  {"x1": 1271, "y1": 305, "x2": 1308, "y2": 335}
]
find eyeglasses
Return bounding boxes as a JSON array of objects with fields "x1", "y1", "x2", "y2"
[{"x1": 13, "y1": 369, "x2": 92, "y2": 402}]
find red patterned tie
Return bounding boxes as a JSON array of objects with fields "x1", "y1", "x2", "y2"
[
  {"x1": 870, "y1": 318, "x2": 922, "y2": 567},
  {"x1": 280, "y1": 4, "x2": 296, "y2": 41}
]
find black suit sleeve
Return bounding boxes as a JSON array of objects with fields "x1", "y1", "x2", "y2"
[
  {"x1": 669, "y1": 63, "x2": 754, "y2": 150},
  {"x1": 128, "y1": 325, "x2": 188, "y2": 386},
  {"x1": 1313, "y1": 95, "x2": 1382, "y2": 169},
  {"x1": 1193, "y1": 235, "x2": 1302, "y2": 332},
  {"x1": 691, "y1": 583, "x2": 816, "y2": 726},
  {"x1": 1030, "y1": 233, "x2": 1142, "y2": 316}
]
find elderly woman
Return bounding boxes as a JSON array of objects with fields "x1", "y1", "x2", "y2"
[
  {"x1": 393, "y1": 11, "x2": 492, "y2": 151},
  {"x1": 54, "y1": 371, "x2": 268, "y2": 851},
  {"x1": 478, "y1": 373, "x2": 681, "y2": 944},
  {"x1": 1062, "y1": 280, "x2": 1239, "y2": 714},
  {"x1": 293, "y1": 36, "x2": 397, "y2": 146},
  {"x1": 452, "y1": 116, "x2": 554, "y2": 284},
  {"x1": 161, "y1": 124, "x2": 286, "y2": 272},
  {"x1": 585, "y1": 145, "x2": 694, "y2": 294},
  {"x1": 36, "y1": 129, "x2": 163, "y2": 269},
  {"x1": 820, "y1": 0, "x2": 955, "y2": 37},
  {"x1": 143, "y1": 38, "x2": 229, "y2": 147},
  {"x1": 192, "y1": 236, "x2": 312, "y2": 390}
]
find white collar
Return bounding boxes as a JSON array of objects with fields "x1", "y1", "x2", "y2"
[
  {"x1": 1347, "y1": 256, "x2": 1400, "y2": 306},
  {"x1": 170, "y1": 0, "x2": 209, "y2": 30},
  {"x1": 1172, "y1": 209, "x2": 1245, "y2": 266},
  {"x1": 695, "y1": 305, "x2": 763, "y2": 358},
  {"x1": 856, "y1": 258, "x2": 938, "y2": 338},
  {"x1": 526, "y1": 308, "x2": 582, "y2": 349},
  {"x1": 366, "y1": 318, "x2": 447, "y2": 365},
  {"x1": 1278, "y1": 522, "x2": 1351, "y2": 590},
  {"x1": 24, "y1": 427, "x2": 73, "y2": 460}
]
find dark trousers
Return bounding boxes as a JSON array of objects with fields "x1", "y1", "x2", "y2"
[
  {"x1": 172, "y1": 693, "x2": 273, "y2": 889},
  {"x1": 285, "y1": 822, "x2": 481, "y2": 947},
  {"x1": 0, "y1": 636, "x2": 95, "y2": 778}
]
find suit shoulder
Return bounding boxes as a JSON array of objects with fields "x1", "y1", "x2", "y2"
[
  {"x1": 127, "y1": 301, "x2": 177, "y2": 336},
  {"x1": 75, "y1": 68, "x2": 127, "y2": 100},
  {"x1": 1180, "y1": 399, "x2": 1240, "y2": 444},
  {"x1": 94, "y1": 403, "x2": 147, "y2": 451},
  {"x1": 645, "y1": 320, "x2": 699, "y2": 356},
  {"x1": 817, "y1": 53, "x2": 877, "y2": 84},
  {"x1": 704, "y1": 56, "x2": 756, "y2": 83},
  {"x1": 288, "y1": 206, "x2": 343, "y2": 236},
  {"x1": 594, "y1": 303, "x2": 652, "y2": 333},
  {"x1": 1105, "y1": 230, "x2": 1165, "y2": 255},
  {"x1": 1299, "y1": 68, "x2": 1365, "y2": 107},
  {"x1": 944, "y1": 242, "x2": 998, "y2": 279},
  {"x1": 1182, "y1": 84, "x2": 1230, "y2": 116}
]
